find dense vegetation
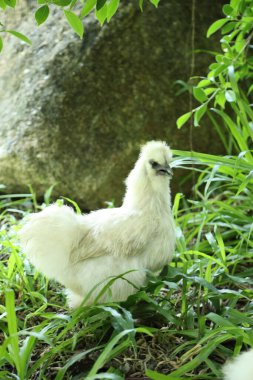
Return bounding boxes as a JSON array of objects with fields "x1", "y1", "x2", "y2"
[{"x1": 0, "y1": 0, "x2": 253, "y2": 379}]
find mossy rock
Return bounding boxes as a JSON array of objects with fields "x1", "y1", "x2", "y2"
[{"x1": 0, "y1": 0, "x2": 224, "y2": 208}]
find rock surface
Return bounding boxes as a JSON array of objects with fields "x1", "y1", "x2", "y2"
[{"x1": 0, "y1": 0, "x2": 223, "y2": 209}]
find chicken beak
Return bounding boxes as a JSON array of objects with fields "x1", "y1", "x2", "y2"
[{"x1": 157, "y1": 164, "x2": 173, "y2": 177}]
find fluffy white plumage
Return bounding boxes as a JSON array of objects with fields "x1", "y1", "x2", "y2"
[
  {"x1": 20, "y1": 141, "x2": 176, "y2": 307},
  {"x1": 222, "y1": 349, "x2": 253, "y2": 380}
]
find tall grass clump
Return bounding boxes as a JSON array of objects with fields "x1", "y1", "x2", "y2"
[{"x1": 0, "y1": 0, "x2": 253, "y2": 379}]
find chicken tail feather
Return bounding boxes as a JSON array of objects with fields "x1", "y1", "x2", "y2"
[{"x1": 20, "y1": 204, "x2": 81, "y2": 282}]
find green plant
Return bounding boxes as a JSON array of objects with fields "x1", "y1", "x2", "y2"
[
  {"x1": 0, "y1": 0, "x2": 160, "y2": 52},
  {"x1": 141, "y1": 1, "x2": 253, "y2": 377},
  {"x1": 0, "y1": 191, "x2": 252, "y2": 378},
  {"x1": 177, "y1": 0, "x2": 253, "y2": 156},
  {"x1": 0, "y1": 1, "x2": 253, "y2": 378}
]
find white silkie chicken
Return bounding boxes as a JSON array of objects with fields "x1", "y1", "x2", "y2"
[
  {"x1": 20, "y1": 141, "x2": 176, "y2": 307},
  {"x1": 222, "y1": 349, "x2": 253, "y2": 380}
]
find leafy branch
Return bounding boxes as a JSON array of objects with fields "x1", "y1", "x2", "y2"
[
  {"x1": 176, "y1": 0, "x2": 253, "y2": 165},
  {"x1": 0, "y1": 0, "x2": 160, "y2": 52}
]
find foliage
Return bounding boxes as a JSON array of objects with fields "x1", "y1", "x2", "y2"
[
  {"x1": 0, "y1": 0, "x2": 253, "y2": 378},
  {"x1": 177, "y1": 0, "x2": 253, "y2": 136},
  {"x1": 0, "y1": 182, "x2": 252, "y2": 379},
  {"x1": 0, "y1": 0, "x2": 160, "y2": 52},
  {"x1": 0, "y1": 147, "x2": 253, "y2": 379},
  {"x1": 168, "y1": 0, "x2": 253, "y2": 375}
]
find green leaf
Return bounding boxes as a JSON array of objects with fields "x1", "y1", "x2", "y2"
[
  {"x1": 228, "y1": 65, "x2": 238, "y2": 94},
  {"x1": 0, "y1": 0, "x2": 6, "y2": 9},
  {"x1": 236, "y1": 172, "x2": 253, "y2": 195},
  {"x1": 230, "y1": 0, "x2": 239, "y2": 10},
  {"x1": 194, "y1": 104, "x2": 207, "y2": 126},
  {"x1": 87, "y1": 329, "x2": 134, "y2": 376},
  {"x1": 204, "y1": 87, "x2": 217, "y2": 96},
  {"x1": 61, "y1": 197, "x2": 81, "y2": 214},
  {"x1": 247, "y1": 84, "x2": 253, "y2": 95},
  {"x1": 149, "y1": 0, "x2": 160, "y2": 7},
  {"x1": 19, "y1": 335, "x2": 37, "y2": 375},
  {"x1": 53, "y1": 0, "x2": 72, "y2": 5},
  {"x1": 207, "y1": 18, "x2": 229, "y2": 38},
  {"x1": 81, "y1": 0, "x2": 96, "y2": 17},
  {"x1": 69, "y1": 0, "x2": 78, "y2": 9},
  {"x1": 176, "y1": 111, "x2": 192, "y2": 129},
  {"x1": 96, "y1": 0, "x2": 106, "y2": 11},
  {"x1": 234, "y1": 39, "x2": 245, "y2": 53},
  {"x1": 212, "y1": 109, "x2": 250, "y2": 156},
  {"x1": 148, "y1": 369, "x2": 167, "y2": 379},
  {"x1": 225, "y1": 90, "x2": 236, "y2": 103},
  {"x1": 221, "y1": 21, "x2": 237, "y2": 34},
  {"x1": 193, "y1": 87, "x2": 208, "y2": 103},
  {"x1": 44, "y1": 183, "x2": 57, "y2": 206},
  {"x1": 0, "y1": 36, "x2": 3, "y2": 53},
  {"x1": 64, "y1": 10, "x2": 84, "y2": 39},
  {"x1": 95, "y1": 2, "x2": 107, "y2": 25},
  {"x1": 5, "y1": 289, "x2": 21, "y2": 374},
  {"x1": 55, "y1": 347, "x2": 104, "y2": 380},
  {"x1": 206, "y1": 312, "x2": 235, "y2": 327},
  {"x1": 173, "y1": 148, "x2": 253, "y2": 171},
  {"x1": 4, "y1": 0, "x2": 16, "y2": 8},
  {"x1": 146, "y1": 369, "x2": 185, "y2": 379},
  {"x1": 197, "y1": 79, "x2": 211, "y2": 88},
  {"x1": 215, "y1": 91, "x2": 226, "y2": 109},
  {"x1": 139, "y1": 0, "x2": 144, "y2": 11},
  {"x1": 107, "y1": 0, "x2": 120, "y2": 22},
  {"x1": 222, "y1": 4, "x2": 233, "y2": 16},
  {"x1": 6, "y1": 30, "x2": 32, "y2": 45},
  {"x1": 213, "y1": 63, "x2": 228, "y2": 77},
  {"x1": 35, "y1": 5, "x2": 50, "y2": 26}
]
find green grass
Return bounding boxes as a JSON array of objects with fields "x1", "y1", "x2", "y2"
[
  {"x1": 0, "y1": 153, "x2": 252, "y2": 380},
  {"x1": 1, "y1": 0, "x2": 253, "y2": 378}
]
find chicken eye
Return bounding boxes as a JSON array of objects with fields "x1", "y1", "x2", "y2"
[{"x1": 149, "y1": 160, "x2": 159, "y2": 168}]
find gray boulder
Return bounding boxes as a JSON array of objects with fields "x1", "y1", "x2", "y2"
[{"x1": 0, "y1": 0, "x2": 223, "y2": 209}]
